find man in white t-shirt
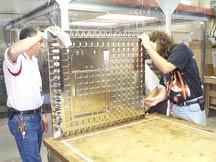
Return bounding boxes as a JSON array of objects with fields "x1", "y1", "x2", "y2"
[
  {"x1": 3, "y1": 27, "x2": 48, "y2": 162},
  {"x1": 145, "y1": 63, "x2": 167, "y2": 114}
]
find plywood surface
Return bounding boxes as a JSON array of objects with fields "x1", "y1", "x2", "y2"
[
  {"x1": 44, "y1": 115, "x2": 216, "y2": 162},
  {"x1": 204, "y1": 76, "x2": 216, "y2": 84}
]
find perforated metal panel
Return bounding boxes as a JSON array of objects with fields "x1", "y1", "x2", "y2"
[{"x1": 48, "y1": 31, "x2": 145, "y2": 137}]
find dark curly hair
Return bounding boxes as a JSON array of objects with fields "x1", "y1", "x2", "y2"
[{"x1": 149, "y1": 31, "x2": 174, "y2": 59}]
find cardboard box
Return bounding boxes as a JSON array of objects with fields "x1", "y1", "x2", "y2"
[
  {"x1": 206, "y1": 64, "x2": 214, "y2": 76},
  {"x1": 214, "y1": 67, "x2": 216, "y2": 76},
  {"x1": 189, "y1": 40, "x2": 212, "y2": 49},
  {"x1": 191, "y1": 48, "x2": 202, "y2": 76}
]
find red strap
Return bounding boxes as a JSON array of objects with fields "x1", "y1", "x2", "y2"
[{"x1": 176, "y1": 70, "x2": 187, "y2": 100}]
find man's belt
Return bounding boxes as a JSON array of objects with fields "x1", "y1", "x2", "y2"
[
  {"x1": 9, "y1": 107, "x2": 41, "y2": 115},
  {"x1": 173, "y1": 96, "x2": 204, "y2": 107}
]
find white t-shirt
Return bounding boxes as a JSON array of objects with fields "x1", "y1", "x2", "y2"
[
  {"x1": 145, "y1": 63, "x2": 163, "y2": 95},
  {"x1": 3, "y1": 48, "x2": 43, "y2": 111}
]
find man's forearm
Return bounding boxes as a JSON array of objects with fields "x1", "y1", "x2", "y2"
[
  {"x1": 8, "y1": 34, "x2": 42, "y2": 62},
  {"x1": 146, "y1": 47, "x2": 175, "y2": 74},
  {"x1": 148, "y1": 88, "x2": 158, "y2": 97},
  {"x1": 154, "y1": 87, "x2": 167, "y2": 104}
]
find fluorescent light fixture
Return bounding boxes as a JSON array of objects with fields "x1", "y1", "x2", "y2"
[
  {"x1": 96, "y1": 14, "x2": 156, "y2": 21},
  {"x1": 180, "y1": 0, "x2": 192, "y2": 5},
  {"x1": 70, "y1": 21, "x2": 117, "y2": 26}
]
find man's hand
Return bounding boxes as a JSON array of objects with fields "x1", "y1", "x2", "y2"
[
  {"x1": 42, "y1": 114, "x2": 48, "y2": 133},
  {"x1": 144, "y1": 104, "x2": 151, "y2": 112},
  {"x1": 143, "y1": 98, "x2": 152, "y2": 112},
  {"x1": 145, "y1": 97, "x2": 159, "y2": 107},
  {"x1": 139, "y1": 33, "x2": 151, "y2": 49},
  {"x1": 46, "y1": 26, "x2": 72, "y2": 47},
  {"x1": 46, "y1": 26, "x2": 62, "y2": 36}
]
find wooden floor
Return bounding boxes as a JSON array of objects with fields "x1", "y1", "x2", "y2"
[{"x1": 44, "y1": 114, "x2": 216, "y2": 162}]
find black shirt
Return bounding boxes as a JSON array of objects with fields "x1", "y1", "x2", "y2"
[{"x1": 162, "y1": 43, "x2": 203, "y2": 99}]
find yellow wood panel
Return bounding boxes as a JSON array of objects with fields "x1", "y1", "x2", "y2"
[
  {"x1": 44, "y1": 115, "x2": 216, "y2": 162},
  {"x1": 204, "y1": 76, "x2": 216, "y2": 111},
  {"x1": 43, "y1": 138, "x2": 83, "y2": 162},
  {"x1": 210, "y1": 97, "x2": 216, "y2": 105},
  {"x1": 204, "y1": 76, "x2": 216, "y2": 84},
  {"x1": 191, "y1": 48, "x2": 202, "y2": 75}
]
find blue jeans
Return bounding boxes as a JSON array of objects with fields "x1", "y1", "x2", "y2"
[
  {"x1": 171, "y1": 103, "x2": 206, "y2": 126},
  {"x1": 8, "y1": 112, "x2": 43, "y2": 162}
]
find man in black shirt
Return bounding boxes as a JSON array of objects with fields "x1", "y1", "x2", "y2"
[{"x1": 140, "y1": 31, "x2": 206, "y2": 125}]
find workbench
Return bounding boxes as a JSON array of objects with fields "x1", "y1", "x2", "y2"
[
  {"x1": 43, "y1": 114, "x2": 216, "y2": 162},
  {"x1": 204, "y1": 76, "x2": 216, "y2": 114}
]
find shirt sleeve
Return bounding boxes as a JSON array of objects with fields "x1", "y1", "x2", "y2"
[
  {"x1": 4, "y1": 48, "x2": 22, "y2": 73},
  {"x1": 168, "y1": 43, "x2": 192, "y2": 71},
  {"x1": 145, "y1": 63, "x2": 163, "y2": 91}
]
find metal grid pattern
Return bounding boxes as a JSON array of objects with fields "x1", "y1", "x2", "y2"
[
  {"x1": 48, "y1": 38, "x2": 64, "y2": 136},
  {"x1": 48, "y1": 31, "x2": 145, "y2": 137}
]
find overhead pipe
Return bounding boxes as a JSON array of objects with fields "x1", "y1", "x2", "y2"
[
  {"x1": 5, "y1": 1, "x2": 57, "y2": 29},
  {"x1": 55, "y1": 0, "x2": 70, "y2": 30},
  {"x1": 156, "y1": 0, "x2": 180, "y2": 35}
]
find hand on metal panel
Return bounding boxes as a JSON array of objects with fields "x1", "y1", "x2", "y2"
[
  {"x1": 46, "y1": 26, "x2": 62, "y2": 36},
  {"x1": 138, "y1": 33, "x2": 151, "y2": 50},
  {"x1": 145, "y1": 96, "x2": 158, "y2": 107},
  {"x1": 46, "y1": 26, "x2": 72, "y2": 47}
]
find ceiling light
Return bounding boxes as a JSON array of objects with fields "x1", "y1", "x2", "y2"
[
  {"x1": 180, "y1": 0, "x2": 192, "y2": 5},
  {"x1": 96, "y1": 14, "x2": 156, "y2": 21},
  {"x1": 70, "y1": 21, "x2": 117, "y2": 26}
]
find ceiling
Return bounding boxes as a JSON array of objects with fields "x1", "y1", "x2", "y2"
[
  {"x1": 0, "y1": 0, "x2": 209, "y2": 28},
  {"x1": 0, "y1": 0, "x2": 48, "y2": 27},
  {"x1": 0, "y1": 0, "x2": 207, "y2": 38},
  {"x1": 0, "y1": 0, "x2": 206, "y2": 46}
]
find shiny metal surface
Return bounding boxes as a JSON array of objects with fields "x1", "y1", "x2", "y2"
[{"x1": 48, "y1": 31, "x2": 145, "y2": 137}]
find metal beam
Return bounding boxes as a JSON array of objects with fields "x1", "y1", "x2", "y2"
[
  {"x1": 55, "y1": 0, "x2": 70, "y2": 30},
  {"x1": 68, "y1": 2, "x2": 208, "y2": 22},
  {"x1": 5, "y1": 2, "x2": 58, "y2": 29}
]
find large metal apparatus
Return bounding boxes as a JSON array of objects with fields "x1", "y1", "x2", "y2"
[
  {"x1": 3, "y1": 0, "x2": 210, "y2": 138},
  {"x1": 48, "y1": 31, "x2": 145, "y2": 137},
  {"x1": 44, "y1": 1, "x2": 208, "y2": 138},
  {"x1": 2, "y1": 1, "x2": 215, "y2": 162}
]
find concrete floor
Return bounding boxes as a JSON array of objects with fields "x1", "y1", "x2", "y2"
[
  {"x1": 0, "y1": 114, "x2": 52, "y2": 162},
  {"x1": 0, "y1": 110, "x2": 216, "y2": 162}
]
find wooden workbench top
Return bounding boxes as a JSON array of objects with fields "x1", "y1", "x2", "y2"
[
  {"x1": 204, "y1": 76, "x2": 216, "y2": 84},
  {"x1": 44, "y1": 114, "x2": 216, "y2": 162}
]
